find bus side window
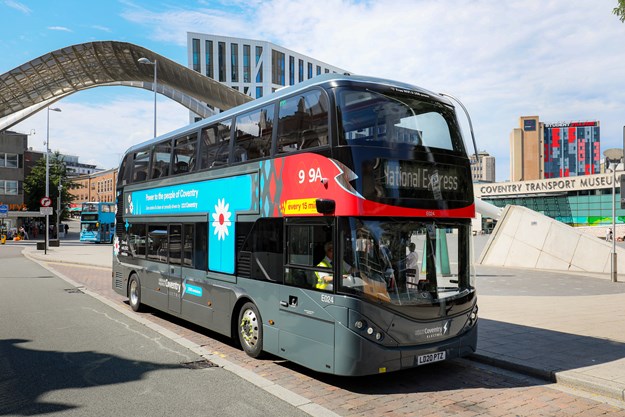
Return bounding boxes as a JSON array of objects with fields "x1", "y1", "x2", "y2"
[
  {"x1": 200, "y1": 120, "x2": 231, "y2": 169},
  {"x1": 183, "y1": 224, "x2": 194, "y2": 267},
  {"x1": 238, "y1": 218, "x2": 283, "y2": 282},
  {"x1": 233, "y1": 105, "x2": 274, "y2": 162},
  {"x1": 131, "y1": 150, "x2": 150, "y2": 183},
  {"x1": 194, "y1": 223, "x2": 208, "y2": 270},
  {"x1": 150, "y1": 141, "x2": 172, "y2": 179},
  {"x1": 173, "y1": 133, "x2": 198, "y2": 175},
  {"x1": 277, "y1": 90, "x2": 329, "y2": 154}
]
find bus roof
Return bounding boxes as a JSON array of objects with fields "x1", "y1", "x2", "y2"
[{"x1": 121, "y1": 73, "x2": 454, "y2": 160}]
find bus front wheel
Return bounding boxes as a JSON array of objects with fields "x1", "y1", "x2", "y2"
[
  {"x1": 237, "y1": 302, "x2": 263, "y2": 358},
  {"x1": 128, "y1": 274, "x2": 142, "y2": 312}
]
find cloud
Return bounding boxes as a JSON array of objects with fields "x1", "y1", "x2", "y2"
[
  {"x1": 47, "y1": 26, "x2": 72, "y2": 32},
  {"x1": 91, "y1": 25, "x2": 112, "y2": 32},
  {"x1": 4, "y1": 0, "x2": 30, "y2": 14}
]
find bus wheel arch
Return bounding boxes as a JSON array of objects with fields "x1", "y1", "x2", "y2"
[
  {"x1": 127, "y1": 273, "x2": 143, "y2": 312},
  {"x1": 235, "y1": 300, "x2": 264, "y2": 358}
]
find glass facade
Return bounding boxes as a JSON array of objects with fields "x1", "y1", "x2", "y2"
[
  {"x1": 255, "y1": 46, "x2": 263, "y2": 83},
  {"x1": 486, "y1": 189, "x2": 625, "y2": 227},
  {"x1": 243, "y1": 45, "x2": 250, "y2": 83},
  {"x1": 289, "y1": 56, "x2": 295, "y2": 86},
  {"x1": 298, "y1": 59, "x2": 304, "y2": 82},
  {"x1": 543, "y1": 122, "x2": 600, "y2": 178},
  {"x1": 192, "y1": 38, "x2": 201, "y2": 72},
  {"x1": 205, "y1": 40, "x2": 213, "y2": 78},
  {"x1": 231, "y1": 43, "x2": 239, "y2": 82},
  {"x1": 218, "y1": 42, "x2": 226, "y2": 82},
  {"x1": 272, "y1": 49, "x2": 285, "y2": 86}
]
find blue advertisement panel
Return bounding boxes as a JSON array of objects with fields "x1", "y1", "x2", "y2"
[{"x1": 126, "y1": 175, "x2": 255, "y2": 274}]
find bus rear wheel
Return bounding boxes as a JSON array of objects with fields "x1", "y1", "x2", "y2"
[
  {"x1": 238, "y1": 302, "x2": 263, "y2": 358},
  {"x1": 128, "y1": 274, "x2": 142, "y2": 312}
]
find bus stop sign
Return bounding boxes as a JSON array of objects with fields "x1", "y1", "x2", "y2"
[{"x1": 0, "y1": 204, "x2": 7, "y2": 217}]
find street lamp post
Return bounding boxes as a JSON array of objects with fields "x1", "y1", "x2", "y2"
[
  {"x1": 45, "y1": 107, "x2": 62, "y2": 254},
  {"x1": 138, "y1": 57, "x2": 158, "y2": 138},
  {"x1": 604, "y1": 148, "x2": 623, "y2": 283},
  {"x1": 57, "y1": 179, "x2": 62, "y2": 240}
]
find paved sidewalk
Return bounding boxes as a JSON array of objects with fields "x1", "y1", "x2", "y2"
[{"x1": 15, "y1": 240, "x2": 625, "y2": 404}]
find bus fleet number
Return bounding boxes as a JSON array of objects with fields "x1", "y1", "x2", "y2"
[{"x1": 298, "y1": 168, "x2": 323, "y2": 184}]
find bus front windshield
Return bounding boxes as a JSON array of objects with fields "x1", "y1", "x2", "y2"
[
  {"x1": 81, "y1": 223, "x2": 97, "y2": 232},
  {"x1": 337, "y1": 87, "x2": 465, "y2": 153},
  {"x1": 338, "y1": 218, "x2": 473, "y2": 307}
]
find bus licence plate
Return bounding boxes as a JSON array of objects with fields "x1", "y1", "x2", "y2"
[{"x1": 417, "y1": 351, "x2": 446, "y2": 365}]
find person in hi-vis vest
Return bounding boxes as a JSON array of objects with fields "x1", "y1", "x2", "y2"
[{"x1": 315, "y1": 242, "x2": 354, "y2": 291}]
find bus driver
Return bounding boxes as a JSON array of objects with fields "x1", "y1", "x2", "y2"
[{"x1": 315, "y1": 242, "x2": 356, "y2": 291}]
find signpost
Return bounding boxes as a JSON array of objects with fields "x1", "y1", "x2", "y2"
[
  {"x1": 40, "y1": 196, "x2": 52, "y2": 254},
  {"x1": 0, "y1": 204, "x2": 7, "y2": 245}
]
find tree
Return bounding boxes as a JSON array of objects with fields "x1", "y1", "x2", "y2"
[
  {"x1": 615, "y1": 0, "x2": 625, "y2": 22},
  {"x1": 23, "y1": 151, "x2": 77, "y2": 223}
]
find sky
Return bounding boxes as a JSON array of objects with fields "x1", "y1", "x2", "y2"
[{"x1": 1, "y1": 0, "x2": 625, "y2": 181}]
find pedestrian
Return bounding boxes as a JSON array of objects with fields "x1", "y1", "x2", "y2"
[
  {"x1": 19, "y1": 226, "x2": 29, "y2": 240},
  {"x1": 64, "y1": 223, "x2": 69, "y2": 236},
  {"x1": 405, "y1": 242, "x2": 419, "y2": 287},
  {"x1": 606, "y1": 228, "x2": 613, "y2": 242}
]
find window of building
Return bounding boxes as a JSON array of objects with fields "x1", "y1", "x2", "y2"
[
  {"x1": 272, "y1": 49, "x2": 285, "y2": 86},
  {"x1": 308, "y1": 62, "x2": 313, "y2": 79},
  {"x1": 205, "y1": 40, "x2": 213, "y2": 78},
  {"x1": 231, "y1": 43, "x2": 239, "y2": 82},
  {"x1": 255, "y1": 46, "x2": 263, "y2": 83},
  {"x1": 192, "y1": 38, "x2": 201, "y2": 72},
  {"x1": 243, "y1": 45, "x2": 251, "y2": 83},
  {"x1": 218, "y1": 41, "x2": 226, "y2": 82},
  {"x1": 234, "y1": 105, "x2": 275, "y2": 162},
  {"x1": 0, "y1": 153, "x2": 18, "y2": 168},
  {"x1": 298, "y1": 59, "x2": 304, "y2": 83},
  {"x1": 316, "y1": 65, "x2": 321, "y2": 75},
  {"x1": 0, "y1": 180, "x2": 18, "y2": 195},
  {"x1": 289, "y1": 56, "x2": 295, "y2": 86},
  {"x1": 256, "y1": 86, "x2": 263, "y2": 98}
]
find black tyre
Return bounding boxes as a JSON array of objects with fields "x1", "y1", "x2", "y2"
[
  {"x1": 128, "y1": 274, "x2": 142, "y2": 312},
  {"x1": 237, "y1": 302, "x2": 263, "y2": 358}
]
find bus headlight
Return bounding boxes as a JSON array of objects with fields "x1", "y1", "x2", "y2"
[{"x1": 355, "y1": 320, "x2": 366, "y2": 329}]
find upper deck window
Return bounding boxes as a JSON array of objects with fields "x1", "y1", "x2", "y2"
[
  {"x1": 277, "y1": 90, "x2": 329, "y2": 154},
  {"x1": 337, "y1": 88, "x2": 464, "y2": 152}
]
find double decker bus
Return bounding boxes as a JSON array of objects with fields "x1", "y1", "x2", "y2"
[
  {"x1": 80, "y1": 202, "x2": 115, "y2": 243},
  {"x1": 112, "y1": 74, "x2": 477, "y2": 376}
]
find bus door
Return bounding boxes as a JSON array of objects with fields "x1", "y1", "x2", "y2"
[
  {"x1": 167, "y1": 224, "x2": 183, "y2": 314},
  {"x1": 101, "y1": 223, "x2": 110, "y2": 243},
  {"x1": 279, "y1": 219, "x2": 335, "y2": 372}
]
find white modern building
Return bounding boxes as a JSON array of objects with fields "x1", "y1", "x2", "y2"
[
  {"x1": 470, "y1": 151, "x2": 496, "y2": 183},
  {"x1": 186, "y1": 32, "x2": 349, "y2": 120}
]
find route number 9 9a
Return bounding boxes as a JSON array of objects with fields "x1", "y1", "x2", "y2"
[{"x1": 299, "y1": 168, "x2": 323, "y2": 184}]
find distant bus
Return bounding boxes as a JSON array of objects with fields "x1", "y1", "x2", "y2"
[
  {"x1": 112, "y1": 74, "x2": 477, "y2": 376},
  {"x1": 80, "y1": 202, "x2": 115, "y2": 243}
]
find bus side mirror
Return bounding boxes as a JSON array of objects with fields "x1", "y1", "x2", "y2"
[{"x1": 316, "y1": 199, "x2": 335, "y2": 214}]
